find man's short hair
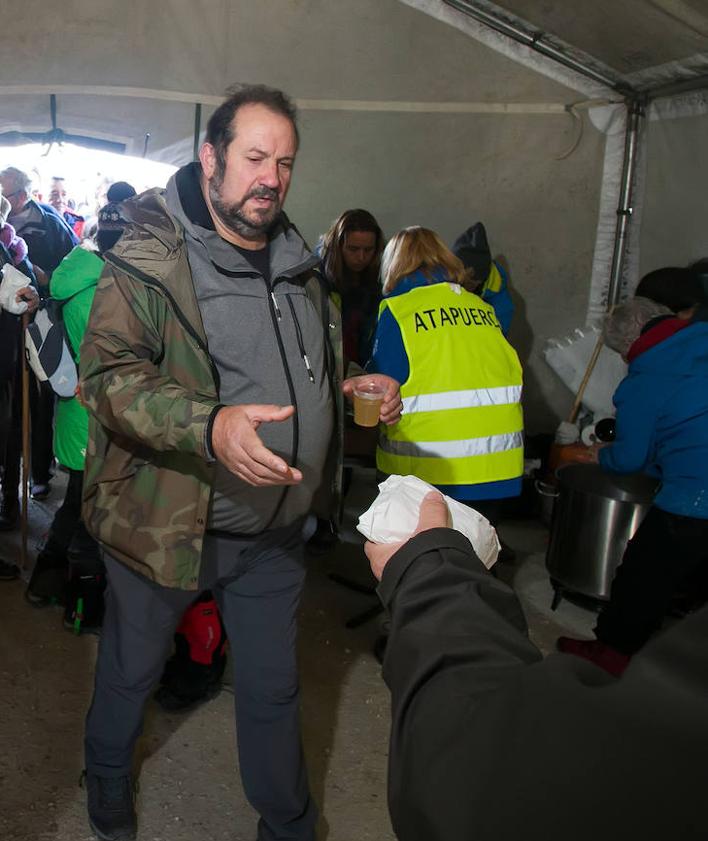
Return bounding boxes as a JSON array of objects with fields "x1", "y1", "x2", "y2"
[
  {"x1": 205, "y1": 84, "x2": 299, "y2": 170},
  {"x1": 0, "y1": 166, "x2": 32, "y2": 195}
]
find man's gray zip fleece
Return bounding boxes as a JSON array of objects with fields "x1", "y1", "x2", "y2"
[{"x1": 165, "y1": 176, "x2": 334, "y2": 535}]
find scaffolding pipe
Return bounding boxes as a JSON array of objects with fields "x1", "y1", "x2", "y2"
[
  {"x1": 606, "y1": 99, "x2": 645, "y2": 309},
  {"x1": 443, "y1": 0, "x2": 633, "y2": 94},
  {"x1": 193, "y1": 102, "x2": 202, "y2": 161}
]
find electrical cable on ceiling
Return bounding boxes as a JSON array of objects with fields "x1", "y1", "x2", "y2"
[
  {"x1": 557, "y1": 106, "x2": 583, "y2": 160},
  {"x1": 556, "y1": 98, "x2": 619, "y2": 160}
]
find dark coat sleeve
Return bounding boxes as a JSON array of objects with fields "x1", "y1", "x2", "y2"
[
  {"x1": 377, "y1": 529, "x2": 708, "y2": 841},
  {"x1": 16, "y1": 255, "x2": 38, "y2": 288}
]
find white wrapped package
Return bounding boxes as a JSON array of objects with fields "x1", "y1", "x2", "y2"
[
  {"x1": 0, "y1": 263, "x2": 30, "y2": 315},
  {"x1": 357, "y1": 474, "x2": 500, "y2": 569}
]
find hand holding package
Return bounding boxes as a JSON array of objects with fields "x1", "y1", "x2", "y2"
[
  {"x1": 0, "y1": 263, "x2": 30, "y2": 315},
  {"x1": 357, "y1": 474, "x2": 500, "y2": 569}
]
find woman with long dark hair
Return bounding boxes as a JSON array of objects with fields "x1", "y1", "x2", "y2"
[
  {"x1": 306, "y1": 210, "x2": 385, "y2": 554},
  {"x1": 319, "y1": 208, "x2": 384, "y2": 367}
]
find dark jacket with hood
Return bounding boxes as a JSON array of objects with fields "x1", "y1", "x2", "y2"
[
  {"x1": 451, "y1": 222, "x2": 514, "y2": 336},
  {"x1": 380, "y1": 527, "x2": 708, "y2": 841}
]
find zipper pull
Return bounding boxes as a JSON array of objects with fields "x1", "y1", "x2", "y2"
[
  {"x1": 270, "y1": 291, "x2": 282, "y2": 320},
  {"x1": 302, "y1": 353, "x2": 315, "y2": 383}
]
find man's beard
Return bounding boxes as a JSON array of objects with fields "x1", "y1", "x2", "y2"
[{"x1": 208, "y1": 170, "x2": 280, "y2": 240}]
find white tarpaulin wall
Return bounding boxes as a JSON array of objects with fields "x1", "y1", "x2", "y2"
[
  {"x1": 0, "y1": 0, "x2": 706, "y2": 430},
  {"x1": 638, "y1": 94, "x2": 708, "y2": 277}
]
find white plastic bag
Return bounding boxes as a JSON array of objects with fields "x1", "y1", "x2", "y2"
[
  {"x1": 544, "y1": 325, "x2": 626, "y2": 419},
  {"x1": 0, "y1": 262, "x2": 30, "y2": 315},
  {"x1": 357, "y1": 474, "x2": 500, "y2": 569}
]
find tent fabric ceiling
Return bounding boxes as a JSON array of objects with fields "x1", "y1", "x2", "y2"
[
  {"x1": 493, "y1": 0, "x2": 708, "y2": 77},
  {"x1": 1, "y1": 0, "x2": 590, "y2": 101},
  {"x1": 0, "y1": 0, "x2": 608, "y2": 160},
  {"x1": 1, "y1": 0, "x2": 706, "y2": 159}
]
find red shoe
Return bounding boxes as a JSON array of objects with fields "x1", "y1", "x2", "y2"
[{"x1": 556, "y1": 637, "x2": 631, "y2": 677}]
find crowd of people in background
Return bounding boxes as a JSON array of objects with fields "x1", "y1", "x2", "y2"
[
  {"x1": 0, "y1": 169, "x2": 138, "y2": 630},
  {"x1": 0, "y1": 81, "x2": 707, "y2": 841}
]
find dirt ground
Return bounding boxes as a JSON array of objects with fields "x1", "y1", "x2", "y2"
[{"x1": 0, "y1": 468, "x2": 593, "y2": 841}]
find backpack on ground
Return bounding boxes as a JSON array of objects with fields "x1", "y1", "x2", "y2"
[
  {"x1": 155, "y1": 592, "x2": 228, "y2": 712},
  {"x1": 25, "y1": 299, "x2": 78, "y2": 398},
  {"x1": 63, "y1": 529, "x2": 105, "y2": 635}
]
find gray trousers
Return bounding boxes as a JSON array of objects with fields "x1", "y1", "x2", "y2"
[{"x1": 84, "y1": 519, "x2": 316, "y2": 841}]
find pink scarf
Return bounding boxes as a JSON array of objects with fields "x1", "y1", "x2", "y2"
[{"x1": 0, "y1": 222, "x2": 29, "y2": 266}]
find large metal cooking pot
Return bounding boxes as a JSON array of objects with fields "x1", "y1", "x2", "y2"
[{"x1": 545, "y1": 463, "x2": 658, "y2": 604}]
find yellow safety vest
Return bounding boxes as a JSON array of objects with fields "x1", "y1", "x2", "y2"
[{"x1": 376, "y1": 282, "x2": 523, "y2": 486}]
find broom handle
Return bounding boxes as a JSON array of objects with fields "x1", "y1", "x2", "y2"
[
  {"x1": 567, "y1": 332, "x2": 604, "y2": 425},
  {"x1": 20, "y1": 313, "x2": 31, "y2": 571}
]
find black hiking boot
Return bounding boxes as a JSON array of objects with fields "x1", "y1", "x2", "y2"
[{"x1": 84, "y1": 771, "x2": 137, "y2": 841}]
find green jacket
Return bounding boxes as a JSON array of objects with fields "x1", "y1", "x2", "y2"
[
  {"x1": 50, "y1": 246, "x2": 103, "y2": 471},
  {"x1": 80, "y1": 189, "x2": 344, "y2": 590}
]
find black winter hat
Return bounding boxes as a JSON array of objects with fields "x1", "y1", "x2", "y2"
[
  {"x1": 451, "y1": 222, "x2": 491, "y2": 283},
  {"x1": 106, "y1": 181, "x2": 137, "y2": 203}
]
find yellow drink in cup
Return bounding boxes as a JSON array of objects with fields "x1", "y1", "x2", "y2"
[{"x1": 353, "y1": 382, "x2": 385, "y2": 427}]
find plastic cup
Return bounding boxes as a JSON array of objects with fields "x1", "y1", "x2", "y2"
[{"x1": 353, "y1": 382, "x2": 385, "y2": 427}]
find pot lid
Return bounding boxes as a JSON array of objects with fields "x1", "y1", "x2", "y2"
[{"x1": 556, "y1": 463, "x2": 658, "y2": 503}]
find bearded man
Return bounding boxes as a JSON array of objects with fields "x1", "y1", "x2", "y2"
[{"x1": 79, "y1": 84, "x2": 401, "y2": 841}]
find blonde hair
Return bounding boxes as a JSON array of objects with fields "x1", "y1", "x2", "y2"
[{"x1": 381, "y1": 226, "x2": 472, "y2": 294}]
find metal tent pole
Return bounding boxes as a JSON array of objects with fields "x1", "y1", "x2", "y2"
[
  {"x1": 442, "y1": 1, "x2": 703, "y2": 314},
  {"x1": 606, "y1": 98, "x2": 645, "y2": 309},
  {"x1": 193, "y1": 103, "x2": 202, "y2": 162}
]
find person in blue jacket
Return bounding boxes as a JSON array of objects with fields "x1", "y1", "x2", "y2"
[
  {"x1": 451, "y1": 222, "x2": 513, "y2": 336},
  {"x1": 558, "y1": 297, "x2": 708, "y2": 675},
  {"x1": 0, "y1": 167, "x2": 78, "y2": 281}
]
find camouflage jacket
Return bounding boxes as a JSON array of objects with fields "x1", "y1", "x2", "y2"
[{"x1": 80, "y1": 189, "x2": 344, "y2": 590}]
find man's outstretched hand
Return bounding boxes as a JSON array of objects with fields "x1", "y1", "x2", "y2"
[
  {"x1": 211, "y1": 404, "x2": 303, "y2": 486},
  {"x1": 365, "y1": 491, "x2": 451, "y2": 580}
]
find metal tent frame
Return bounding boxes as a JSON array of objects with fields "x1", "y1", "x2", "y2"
[{"x1": 443, "y1": 0, "x2": 708, "y2": 309}]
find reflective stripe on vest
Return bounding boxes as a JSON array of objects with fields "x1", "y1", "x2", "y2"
[
  {"x1": 376, "y1": 282, "x2": 523, "y2": 486},
  {"x1": 379, "y1": 430, "x2": 523, "y2": 459},
  {"x1": 403, "y1": 385, "x2": 522, "y2": 415}
]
